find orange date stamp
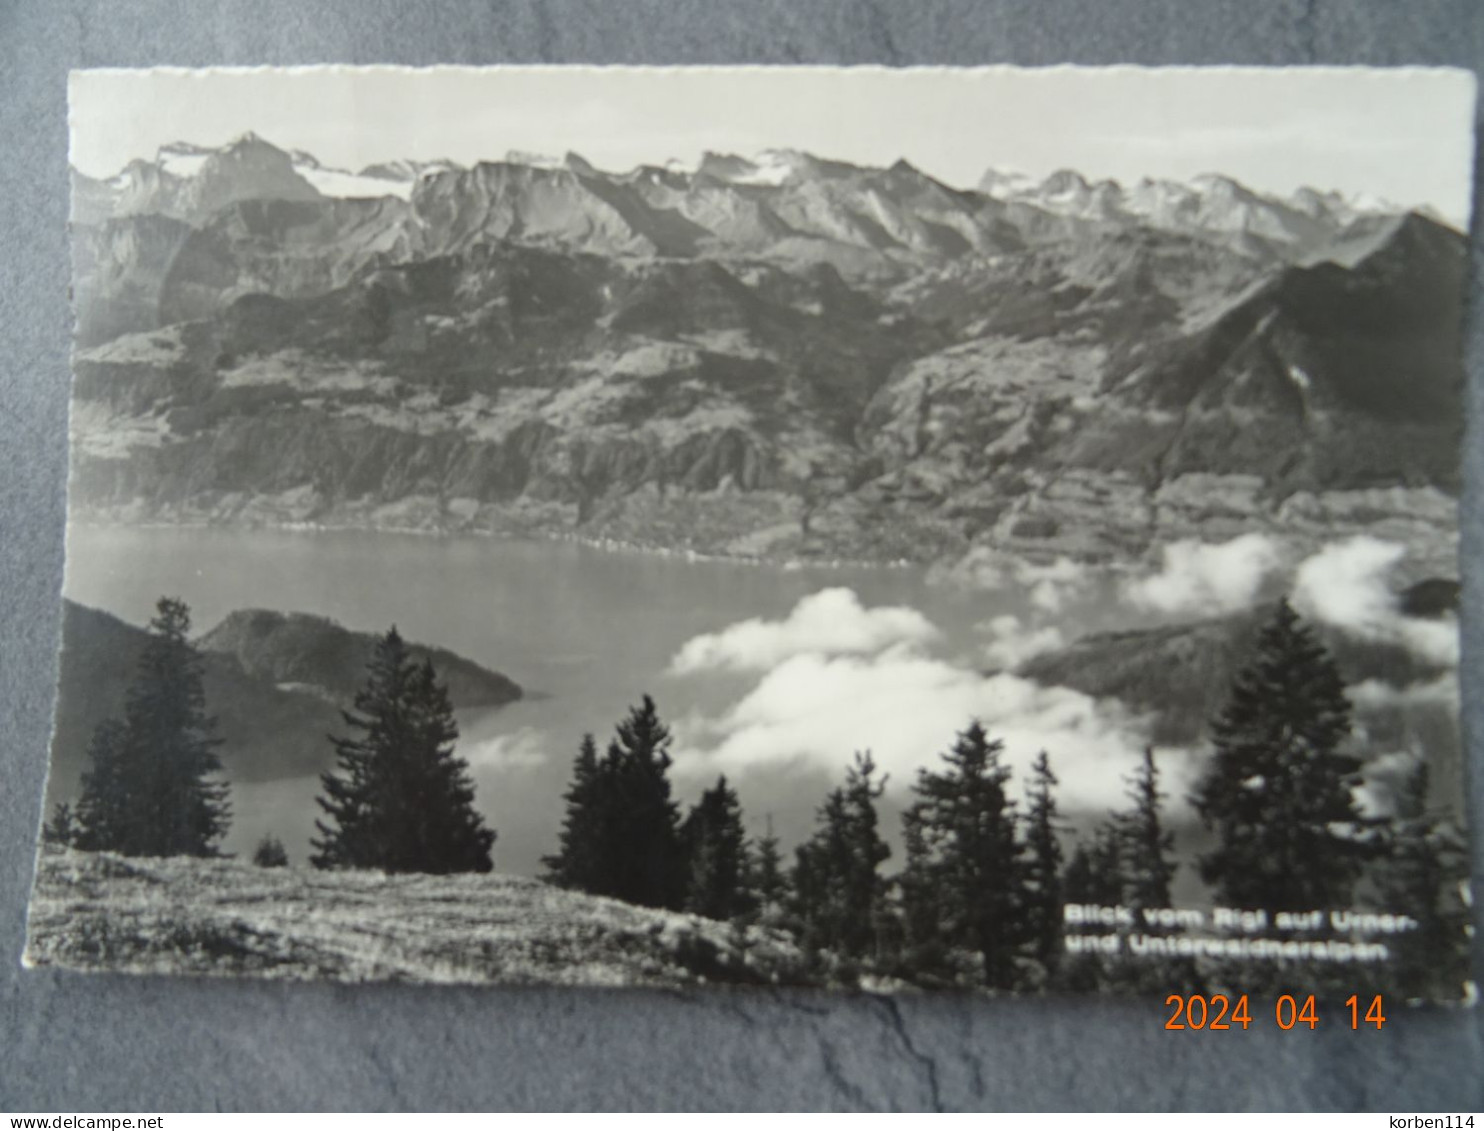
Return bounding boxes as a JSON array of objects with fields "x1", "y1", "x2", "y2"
[{"x1": 1163, "y1": 993, "x2": 1388, "y2": 1030}]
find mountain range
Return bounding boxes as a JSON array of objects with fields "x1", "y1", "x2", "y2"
[
  {"x1": 67, "y1": 133, "x2": 1465, "y2": 574},
  {"x1": 73, "y1": 134, "x2": 1414, "y2": 260}
]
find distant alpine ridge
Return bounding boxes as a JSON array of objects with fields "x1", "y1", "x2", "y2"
[
  {"x1": 68, "y1": 134, "x2": 1464, "y2": 573},
  {"x1": 73, "y1": 133, "x2": 1417, "y2": 265}
]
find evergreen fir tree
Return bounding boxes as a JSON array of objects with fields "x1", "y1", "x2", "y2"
[
  {"x1": 545, "y1": 696, "x2": 685, "y2": 909},
  {"x1": 41, "y1": 801, "x2": 79, "y2": 848},
  {"x1": 75, "y1": 598, "x2": 230, "y2": 857},
  {"x1": 1062, "y1": 823, "x2": 1125, "y2": 907},
  {"x1": 897, "y1": 803, "x2": 950, "y2": 980},
  {"x1": 1193, "y1": 599, "x2": 1368, "y2": 911},
  {"x1": 749, "y1": 815, "x2": 789, "y2": 917},
  {"x1": 1021, "y1": 750, "x2": 1065, "y2": 981},
  {"x1": 681, "y1": 775, "x2": 751, "y2": 920},
  {"x1": 312, "y1": 627, "x2": 495, "y2": 874},
  {"x1": 603, "y1": 695, "x2": 685, "y2": 909},
  {"x1": 1058, "y1": 822, "x2": 1129, "y2": 994},
  {"x1": 1374, "y1": 763, "x2": 1472, "y2": 1001},
  {"x1": 900, "y1": 722, "x2": 1024, "y2": 988},
  {"x1": 253, "y1": 834, "x2": 290, "y2": 868},
  {"x1": 74, "y1": 719, "x2": 131, "y2": 852},
  {"x1": 542, "y1": 734, "x2": 610, "y2": 891},
  {"x1": 128, "y1": 598, "x2": 231, "y2": 856},
  {"x1": 1113, "y1": 747, "x2": 1176, "y2": 911},
  {"x1": 792, "y1": 751, "x2": 891, "y2": 965}
]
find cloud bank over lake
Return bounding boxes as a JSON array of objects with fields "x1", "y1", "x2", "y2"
[
  {"x1": 668, "y1": 587, "x2": 939, "y2": 675},
  {"x1": 667, "y1": 587, "x2": 1192, "y2": 813}
]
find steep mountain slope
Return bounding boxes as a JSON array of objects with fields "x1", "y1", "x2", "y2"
[
  {"x1": 851, "y1": 214, "x2": 1463, "y2": 565},
  {"x1": 71, "y1": 214, "x2": 197, "y2": 347},
  {"x1": 156, "y1": 196, "x2": 414, "y2": 329},
  {"x1": 67, "y1": 244, "x2": 943, "y2": 555}
]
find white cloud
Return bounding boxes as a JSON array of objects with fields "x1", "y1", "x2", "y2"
[
  {"x1": 668, "y1": 587, "x2": 939, "y2": 675},
  {"x1": 1124, "y1": 534, "x2": 1283, "y2": 616},
  {"x1": 1017, "y1": 557, "x2": 1093, "y2": 613},
  {"x1": 1293, "y1": 536, "x2": 1404, "y2": 628},
  {"x1": 1353, "y1": 750, "x2": 1423, "y2": 820},
  {"x1": 464, "y1": 727, "x2": 550, "y2": 770},
  {"x1": 1348, "y1": 674, "x2": 1459, "y2": 711},
  {"x1": 1292, "y1": 537, "x2": 1459, "y2": 667},
  {"x1": 1396, "y1": 619, "x2": 1463, "y2": 667},
  {"x1": 927, "y1": 550, "x2": 1095, "y2": 612},
  {"x1": 980, "y1": 614, "x2": 1066, "y2": 670},
  {"x1": 673, "y1": 646, "x2": 1192, "y2": 813}
]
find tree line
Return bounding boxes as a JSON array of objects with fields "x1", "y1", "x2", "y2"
[{"x1": 46, "y1": 595, "x2": 1472, "y2": 998}]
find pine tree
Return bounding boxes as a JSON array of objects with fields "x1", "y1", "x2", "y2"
[
  {"x1": 1058, "y1": 822, "x2": 1133, "y2": 994},
  {"x1": 681, "y1": 775, "x2": 751, "y2": 921},
  {"x1": 253, "y1": 835, "x2": 290, "y2": 868},
  {"x1": 1021, "y1": 750, "x2": 1065, "y2": 981},
  {"x1": 129, "y1": 598, "x2": 231, "y2": 856},
  {"x1": 312, "y1": 627, "x2": 495, "y2": 874},
  {"x1": 42, "y1": 801, "x2": 79, "y2": 847},
  {"x1": 792, "y1": 752, "x2": 891, "y2": 965},
  {"x1": 1114, "y1": 747, "x2": 1176, "y2": 911},
  {"x1": 1062, "y1": 823, "x2": 1125, "y2": 907},
  {"x1": 900, "y1": 722, "x2": 1024, "y2": 988},
  {"x1": 1193, "y1": 599, "x2": 1368, "y2": 911},
  {"x1": 749, "y1": 815, "x2": 788, "y2": 917},
  {"x1": 897, "y1": 803, "x2": 950, "y2": 980},
  {"x1": 603, "y1": 695, "x2": 685, "y2": 909},
  {"x1": 75, "y1": 598, "x2": 230, "y2": 857},
  {"x1": 1374, "y1": 763, "x2": 1472, "y2": 1001},
  {"x1": 542, "y1": 734, "x2": 610, "y2": 891},
  {"x1": 544, "y1": 696, "x2": 685, "y2": 909},
  {"x1": 74, "y1": 719, "x2": 131, "y2": 852},
  {"x1": 1100, "y1": 748, "x2": 1198, "y2": 995}
]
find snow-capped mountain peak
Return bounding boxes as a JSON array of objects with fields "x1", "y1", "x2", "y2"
[{"x1": 976, "y1": 164, "x2": 1406, "y2": 252}]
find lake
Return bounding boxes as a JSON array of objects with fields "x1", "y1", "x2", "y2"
[{"x1": 60, "y1": 524, "x2": 1127, "y2": 875}]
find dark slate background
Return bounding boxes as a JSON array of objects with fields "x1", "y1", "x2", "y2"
[{"x1": 2, "y1": 0, "x2": 1481, "y2": 1111}]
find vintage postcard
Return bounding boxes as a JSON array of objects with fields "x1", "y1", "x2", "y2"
[{"x1": 26, "y1": 65, "x2": 1476, "y2": 1003}]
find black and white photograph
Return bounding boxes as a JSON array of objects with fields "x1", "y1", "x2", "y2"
[{"x1": 25, "y1": 63, "x2": 1477, "y2": 1000}]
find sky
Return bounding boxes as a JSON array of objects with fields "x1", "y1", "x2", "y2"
[{"x1": 70, "y1": 65, "x2": 1477, "y2": 226}]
